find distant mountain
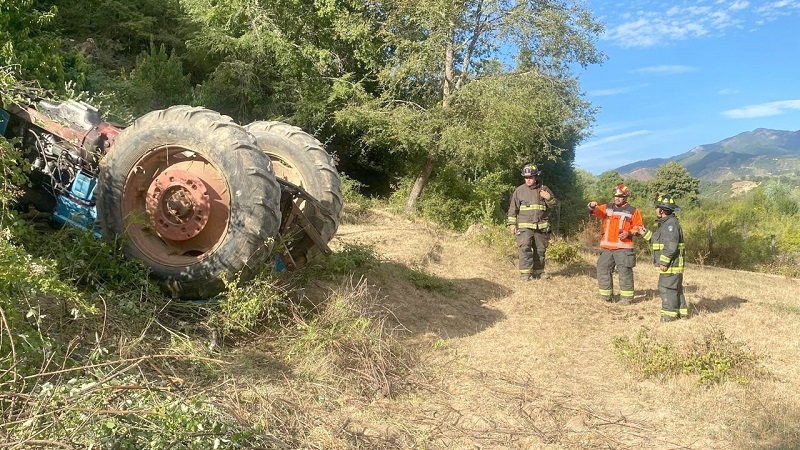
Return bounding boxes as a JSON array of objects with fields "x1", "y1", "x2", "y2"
[{"x1": 616, "y1": 128, "x2": 800, "y2": 183}]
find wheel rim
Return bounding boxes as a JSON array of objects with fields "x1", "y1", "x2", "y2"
[
  {"x1": 268, "y1": 153, "x2": 306, "y2": 188},
  {"x1": 122, "y1": 145, "x2": 230, "y2": 267}
]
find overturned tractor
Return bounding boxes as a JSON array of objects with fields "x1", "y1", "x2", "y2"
[{"x1": 0, "y1": 96, "x2": 341, "y2": 299}]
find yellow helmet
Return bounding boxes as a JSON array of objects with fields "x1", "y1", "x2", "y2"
[{"x1": 653, "y1": 194, "x2": 681, "y2": 211}]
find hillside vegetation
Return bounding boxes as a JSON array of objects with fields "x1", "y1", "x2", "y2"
[
  {"x1": 3, "y1": 206, "x2": 800, "y2": 449},
  {"x1": 618, "y1": 128, "x2": 800, "y2": 183}
]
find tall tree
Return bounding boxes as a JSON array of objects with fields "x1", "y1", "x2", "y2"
[
  {"x1": 178, "y1": 0, "x2": 382, "y2": 127},
  {"x1": 650, "y1": 161, "x2": 700, "y2": 206},
  {"x1": 337, "y1": 0, "x2": 605, "y2": 212}
]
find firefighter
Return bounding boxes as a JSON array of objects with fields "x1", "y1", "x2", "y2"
[
  {"x1": 507, "y1": 164, "x2": 557, "y2": 281},
  {"x1": 587, "y1": 184, "x2": 644, "y2": 304},
  {"x1": 636, "y1": 194, "x2": 688, "y2": 322}
]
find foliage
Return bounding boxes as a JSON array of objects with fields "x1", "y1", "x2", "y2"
[
  {"x1": 465, "y1": 223, "x2": 518, "y2": 261},
  {"x1": 123, "y1": 42, "x2": 192, "y2": 116},
  {"x1": 336, "y1": 0, "x2": 605, "y2": 210},
  {"x1": 390, "y1": 166, "x2": 511, "y2": 231},
  {"x1": 310, "y1": 242, "x2": 381, "y2": 279},
  {"x1": 591, "y1": 170, "x2": 623, "y2": 201},
  {"x1": 0, "y1": 0, "x2": 66, "y2": 89},
  {"x1": 210, "y1": 272, "x2": 290, "y2": 338},
  {"x1": 182, "y1": 0, "x2": 376, "y2": 126},
  {"x1": 3, "y1": 365, "x2": 267, "y2": 448},
  {"x1": 283, "y1": 278, "x2": 413, "y2": 397},
  {"x1": 613, "y1": 326, "x2": 763, "y2": 384},
  {"x1": 678, "y1": 180, "x2": 800, "y2": 271},
  {"x1": 339, "y1": 172, "x2": 376, "y2": 224},
  {"x1": 650, "y1": 161, "x2": 700, "y2": 206},
  {"x1": 0, "y1": 136, "x2": 27, "y2": 224},
  {"x1": 546, "y1": 238, "x2": 581, "y2": 265},
  {"x1": 623, "y1": 178, "x2": 649, "y2": 202}
]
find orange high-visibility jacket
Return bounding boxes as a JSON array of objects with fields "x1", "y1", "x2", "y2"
[{"x1": 591, "y1": 202, "x2": 643, "y2": 250}]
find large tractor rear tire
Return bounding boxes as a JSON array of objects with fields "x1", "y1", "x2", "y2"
[
  {"x1": 96, "y1": 106, "x2": 281, "y2": 299},
  {"x1": 245, "y1": 121, "x2": 342, "y2": 266}
]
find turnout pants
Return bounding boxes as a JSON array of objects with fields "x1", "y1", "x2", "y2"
[
  {"x1": 658, "y1": 273, "x2": 688, "y2": 319},
  {"x1": 596, "y1": 249, "x2": 635, "y2": 301},
  {"x1": 517, "y1": 228, "x2": 550, "y2": 277}
]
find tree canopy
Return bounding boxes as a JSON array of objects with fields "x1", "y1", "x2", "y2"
[
  {"x1": 2, "y1": 0, "x2": 607, "y2": 231},
  {"x1": 650, "y1": 162, "x2": 700, "y2": 206}
]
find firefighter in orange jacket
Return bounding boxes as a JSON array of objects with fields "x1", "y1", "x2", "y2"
[
  {"x1": 508, "y1": 164, "x2": 557, "y2": 281},
  {"x1": 587, "y1": 184, "x2": 643, "y2": 304}
]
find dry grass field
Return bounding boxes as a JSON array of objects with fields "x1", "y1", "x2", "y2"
[{"x1": 219, "y1": 208, "x2": 800, "y2": 449}]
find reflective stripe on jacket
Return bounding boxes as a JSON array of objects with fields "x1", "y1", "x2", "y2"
[
  {"x1": 642, "y1": 214, "x2": 685, "y2": 274},
  {"x1": 507, "y1": 183, "x2": 556, "y2": 229},
  {"x1": 591, "y1": 202, "x2": 643, "y2": 250}
]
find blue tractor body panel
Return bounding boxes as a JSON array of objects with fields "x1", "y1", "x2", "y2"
[{"x1": 52, "y1": 172, "x2": 102, "y2": 238}]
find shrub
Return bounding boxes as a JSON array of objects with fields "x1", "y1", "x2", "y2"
[
  {"x1": 339, "y1": 172, "x2": 375, "y2": 224},
  {"x1": 464, "y1": 223, "x2": 517, "y2": 261},
  {"x1": 613, "y1": 326, "x2": 763, "y2": 384},
  {"x1": 546, "y1": 237, "x2": 581, "y2": 265},
  {"x1": 312, "y1": 242, "x2": 381, "y2": 278}
]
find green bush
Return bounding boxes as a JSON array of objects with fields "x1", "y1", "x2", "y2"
[
  {"x1": 339, "y1": 172, "x2": 375, "y2": 223},
  {"x1": 210, "y1": 271, "x2": 290, "y2": 338},
  {"x1": 613, "y1": 326, "x2": 763, "y2": 384},
  {"x1": 390, "y1": 165, "x2": 510, "y2": 231},
  {"x1": 546, "y1": 237, "x2": 581, "y2": 265},
  {"x1": 464, "y1": 223, "x2": 517, "y2": 261},
  {"x1": 312, "y1": 242, "x2": 381, "y2": 278},
  {"x1": 124, "y1": 41, "x2": 192, "y2": 116}
]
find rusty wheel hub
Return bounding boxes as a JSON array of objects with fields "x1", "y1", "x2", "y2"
[{"x1": 145, "y1": 169, "x2": 210, "y2": 241}]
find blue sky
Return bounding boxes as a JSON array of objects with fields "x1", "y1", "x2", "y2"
[{"x1": 575, "y1": 0, "x2": 800, "y2": 175}]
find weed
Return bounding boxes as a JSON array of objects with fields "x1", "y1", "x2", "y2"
[
  {"x1": 546, "y1": 237, "x2": 581, "y2": 264},
  {"x1": 340, "y1": 172, "x2": 376, "y2": 223},
  {"x1": 464, "y1": 222, "x2": 516, "y2": 260},
  {"x1": 210, "y1": 271, "x2": 291, "y2": 338},
  {"x1": 283, "y1": 277, "x2": 414, "y2": 398},
  {"x1": 388, "y1": 264, "x2": 457, "y2": 297},
  {"x1": 613, "y1": 326, "x2": 763, "y2": 384},
  {"x1": 681, "y1": 327, "x2": 764, "y2": 384},
  {"x1": 431, "y1": 338, "x2": 449, "y2": 350},
  {"x1": 612, "y1": 326, "x2": 678, "y2": 379},
  {"x1": 310, "y1": 241, "x2": 381, "y2": 279},
  {"x1": 2, "y1": 368, "x2": 267, "y2": 448}
]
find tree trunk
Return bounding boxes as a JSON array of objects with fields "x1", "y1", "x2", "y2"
[{"x1": 404, "y1": 155, "x2": 436, "y2": 213}]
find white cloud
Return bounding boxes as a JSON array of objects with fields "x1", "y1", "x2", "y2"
[
  {"x1": 586, "y1": 84, "x2": 649, "y2": 96},
  {"x1": 599, "y1": 0, "x2": 795, "y2": 47},
  {"x1": 718, "y1": 88, "x2": 740, "y2": 95},
  {"x1": 630, "y1": 65, "x2": 697, "y2": 75},
  {"x1": 605, "y1": 17, "x2": 710, "y2": 48},
  {"x1": 729, "y1": 1, "x2": 750, "y2": 11},
  {"x1": 721, "y1": 100, "x2": 800, "y2": 118},
  {"x1": 578, "y1": 130, "x2": 651, "y2": 151}
]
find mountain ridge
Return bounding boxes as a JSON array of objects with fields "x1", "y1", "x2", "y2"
[{"x1": 616, "y1": 128, "x2": 800, "y2": 182}]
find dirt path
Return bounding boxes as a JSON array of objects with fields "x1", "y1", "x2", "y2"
[{"x1": 328, "y1": 210, "x2": 800, "y2": 449}]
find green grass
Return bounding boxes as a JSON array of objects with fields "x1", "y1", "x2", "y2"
[{"x1": 613, "y1": 326, "x2": 764, "y2": 384}]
